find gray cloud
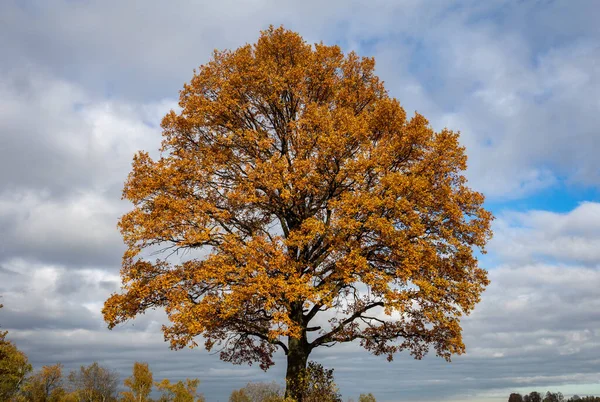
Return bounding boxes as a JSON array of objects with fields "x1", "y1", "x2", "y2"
[
  {"x1": 0, "y1": 70, "x2": 170, "y2": 195},
  {"x1": 0, "y1": 191, "x2": 124, "y2": 267},
  {"x1": 0, "y1": 72, "x2": 174, "y2": 268}
]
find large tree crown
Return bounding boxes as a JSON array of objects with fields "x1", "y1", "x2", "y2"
[{"x1": 103, "y1": 26, "x2": 493, "y2": 370}]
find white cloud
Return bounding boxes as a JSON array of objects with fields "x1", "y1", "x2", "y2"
[
  {"x1": 0, "y1": 70, "x2": 178, "y2": 267},
  {"x1": 0, "y1": 191, "x2": 122, "y2": 263},
  {"x1": 0, "y1": 70, "x2": 172, "y2": 196},
  {"x1": 2, "y1": 1, "x2": 599, "y2": 198},
  {"x1": 491, "y1": 202, "x2": 600, "y2": 264}
]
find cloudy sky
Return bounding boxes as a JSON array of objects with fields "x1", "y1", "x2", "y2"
[{"x1": 0, "y1": 1, "x2": 599, "y2": 401}]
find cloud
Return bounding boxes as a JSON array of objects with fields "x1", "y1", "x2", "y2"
[
  {"x1": 491, "y1": 202, "x2": 600, "y2": 265},
  {"x1": 0, "y1": 191, "x2": 124, "y2": 267},
  {"x1": 341, "y1": 1, "x2": 600, "y2": 198},
  {"x1": 0, "y1": 70, "x2": 173, "y2": 196},
  {"x1": 1, "y1": 1, "x2": 598, "y2": 198},
  {"x1": 0, "y1": 69, "x2": 177, "y2": 268}
]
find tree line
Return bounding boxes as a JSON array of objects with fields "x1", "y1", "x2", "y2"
[
  {"x1": 0, "y1": 353, "x2": 206, "y2": 402},
  {"x1": 509, "y1": 392, "x2": 600, "y2": 402},
  {"x1": 2, "y1": 357, "x2": 377, "y2": 402},
  {"x1": 1, "y1": 304, "x2": 376, "y2": 402}
]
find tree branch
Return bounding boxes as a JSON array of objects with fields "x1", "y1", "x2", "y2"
[
  {"x1": 245, "y1": 331, "x2": 289, "y2": 355},
  {"x1": 310, "y1": 301, "x2": 384, "y2": 348}
]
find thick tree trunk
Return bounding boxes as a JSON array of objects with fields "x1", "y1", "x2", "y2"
[
  {"x1": 284, "y1": 301, "x2": 311, "y2": 401},
  {"x1": 284, "y1": 335, "x2": 310, "y2": 401}
]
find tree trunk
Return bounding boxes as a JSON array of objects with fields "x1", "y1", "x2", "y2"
[{"x1": 284, "y1": 335, "x2": 310, "y2": 401}]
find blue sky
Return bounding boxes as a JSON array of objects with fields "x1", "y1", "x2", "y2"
[{"x1": 0, "y1": 1, "x2": 599, "y2": 401}]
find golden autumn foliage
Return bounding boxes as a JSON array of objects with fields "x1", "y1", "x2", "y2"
[
  {"x1": 358, "y1": 393, "x2": 377, "y2": 402},
  {"x1": 0, "y1": 304, "x2": 32, "y2": 401},
  {"x1": 19, "y1": 363, "x2": 66, "y2": 402},
  {"x1": 103, "y1": 26, "x2": 492, "y2": 400},
  {"x1": 155, "y1": 378, "x2": 204, "y2": 402},
  {"x1": 121, "y1": 362, "x2": 153, "y2": 402}
]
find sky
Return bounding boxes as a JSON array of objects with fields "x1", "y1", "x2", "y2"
[{"x1": 0, "y1": 0, "x2": 599, "y2": 401}]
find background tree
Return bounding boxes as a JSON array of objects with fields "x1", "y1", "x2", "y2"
[
  {"x1": 229, "y1": 389, "x2": 251, "y2": 402},
  {"x1": 121, "y1": 362, "x2": 153, "y2": 402},
  {"x1": 509, "y1": 393, "x2": 524, "y2": 402},
  {"x1": 155, "y1": 378, "x2": 204, "y2": 402},
  {"x1": 298, "y1": 362, "x2": 342, "y2": 402},
  {"x1": 0, "y1": 303, "x2": 32, "y2": 400},
  {"x1": 358, "y1": 393, "x2": 377, "y2": 402},
  {"x1": 103, "y1": 26, "x2": 493, "y2": 401},
  {"x1": 231, "y1": 382, "x2": 283, "y2": 402},
  {"x1": 67, "y1": 362, "x2": 118, "y2": 402},
  {"x1": 544, "y1": 392, "x2": 565, "y2": 402},
  {"x1": 20, "y1": 363, "x2": 65, "y2": 402},
  {"x1": 525, "y1": 392, "x2": 543, "y2": 402}
]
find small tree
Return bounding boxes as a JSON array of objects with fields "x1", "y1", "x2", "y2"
[
  {"x1": 0, "y1": 303, "x2": 32, "y2": 400},
  {"x1": 67, "y1": 362, "x2": 119, "y2": 402},
  {"x1": 20, "y1": 363, "x2": 65, "y2": 402},
  {"x1": 231, "y1": 382, "x2": 283, "y2": 402},
  {"x1": 509, "y1": 393, "x2": 524, "y2": 402},
  {"x1": 229, "y1": 389, "x2": 251, "y2": 402},
  {"x1": 358, "y1": 393, "x2": 377, "y2": 402},
  {"x1": 543, "y1": 392, "x2": 565, "y2": 402},
  {"x1": 297, "y1": 362, "x2": 342, "y2": 402},
  {"x1": 155, "y1": 378, "x2": 204, "y2": 402},
  {"x1": 526, "y1": 392, "x2": 543, "y2": 402},
  {"x1": 121, "y1": 362, "x2": 153, "y2": 402}
]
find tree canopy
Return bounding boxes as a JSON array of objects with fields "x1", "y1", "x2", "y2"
[
  {"x1": 103, "y1": 26, "x2": 492, "y2": 400},
  {"x1": 67, "y1": 362, "x2": 119, "y2": 402},
  {"x1": 19, "y1": 363, "x2": 65, "y2": 402}
]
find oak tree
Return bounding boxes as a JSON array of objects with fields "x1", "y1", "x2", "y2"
[{"x1": 103, "y1": 26, "x2": 493, "y2": 400}]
